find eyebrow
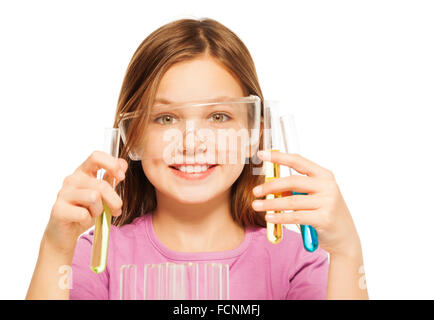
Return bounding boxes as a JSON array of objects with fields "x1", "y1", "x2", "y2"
[
  {"x1": 154, "y1": 97, "x2": 173, "y2": 105},
  {"x1": 153, "y1": 96, "x2": 241, "y2": 106}
]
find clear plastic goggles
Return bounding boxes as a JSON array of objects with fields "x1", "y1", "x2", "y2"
[{"x1": 118, "y1": 95, "x2": 261, "y2": 164}]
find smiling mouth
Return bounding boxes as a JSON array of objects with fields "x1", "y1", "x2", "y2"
[{"x1": 169, "y1": 164, "x2": 218, "y2": 173}]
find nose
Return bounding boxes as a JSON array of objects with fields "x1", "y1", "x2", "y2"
[{"x1": 177, "y1": 120, "x2": 207, "y2": 156}]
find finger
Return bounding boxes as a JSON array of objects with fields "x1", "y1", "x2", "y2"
[
  {"x1": 265, "y1": 210, "x2": 319, "y2": 227},
  {"x1": 252, "y1": 175, "x2": 323, "y2": 197},
  {"x1": 76, "y1": 150, "x2": 128, "y2": 181},
  {"x1": 257, "y1": 150, "x2": 333, "y2": 178},
  {"x1": 62, "y1": 172, "x2": 123, "y2": 216},
  {"x1": 252, "y1": 194, "x2": 322, "y2": 212},
  {"x1": 53, "y1": 200, "x2": 94, "y2": 229},
  {"x1": 60, "y1": 188, "x2": 102, "y2": 218}
]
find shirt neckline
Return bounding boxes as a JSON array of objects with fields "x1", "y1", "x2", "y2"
[{"x1": 144, "y1": 212, "x2": 253, "y2": 261}]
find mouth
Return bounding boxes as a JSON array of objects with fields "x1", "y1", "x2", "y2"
[{"x1": 168, "y1": 164, "x2": 218, "y2": 180}]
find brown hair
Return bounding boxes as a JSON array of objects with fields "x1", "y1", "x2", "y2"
[{"x1": 112, "y1": 18, "x2": 266, "y2": 228}]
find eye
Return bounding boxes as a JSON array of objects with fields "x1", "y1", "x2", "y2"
[
  {"x1": 209, "y1": 113, "x2": 231, "y2": 123},
  {"x1": 155, "y1": 114, "x2": 178, "y2": 125}
]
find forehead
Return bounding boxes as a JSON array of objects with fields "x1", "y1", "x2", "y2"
[{"x1": 155, "y1": 56, "x2": 245, "y2": 104}]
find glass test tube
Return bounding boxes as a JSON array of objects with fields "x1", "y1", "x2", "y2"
[
  {"x1": 144, "y1": 262, "x2": 200, "y2": 300},
  {"x1": 203, "y1": 263, "x2": 230, "y2": 300},
  {"x1": 90, "y1": 127, "x2": 121, "y2": 273},
  {"x1": 142, "y1": 262, "x2": 229, "y2": 300},
  {"x1": 263, "y1": 101, "x2": 283, "y2": 244},
  {"x1": 120, "y1": 264, "x2": 137, "y2": 300},
  {"x1": 279, "y1": 114, "x2": 318, "y2": 252}
]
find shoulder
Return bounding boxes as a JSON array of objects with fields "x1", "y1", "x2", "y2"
[
  {"x1": 112, "y1": 214, "x2": 149, "y2": 240},
  {"x1": 244, "y1": 225, "x2": 303, "y2": 270},
  {"x1": 247, "y1": 225, "x2": 304, "y2": 252},
  {"x1": 247, "y1": 225, "x2": 329, "y2": 269},
  {"x1": 77, "y1": 214, "x2": 149, "y2": 244}
]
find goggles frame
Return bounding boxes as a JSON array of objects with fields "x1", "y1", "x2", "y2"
[{"x1": 118, "y1": 95, "x2": 262, "y2": 161}]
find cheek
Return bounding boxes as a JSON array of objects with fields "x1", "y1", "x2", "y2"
[
  {"x1": 220, "y1": 163, "x2": 246, "y2": 185},
  {"x1": 213, "y1": 135, "x2": 250, "y2": 165},
  {"x1": 142, "y1": 132, "x2": 177, "y2": 166},
  {"x1": 142, "y1": 134, "x2": 162, "y2": 159},
  {"x1": 140, "y1": 158, "x2": 163, "y2": 187}
]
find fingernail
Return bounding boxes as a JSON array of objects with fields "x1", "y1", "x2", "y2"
[
  {"x1": 265, "y1": 214, "x2": 276, "y2": 221},
  {"x1": 252, "y1": 185, "x2": 262, "y2": 196},
  {"x1": 119, "y1": 159, "x2": 128, "y2": 171},
  {"x1": 252, "y1": 200, "x2": 263, "y2": 210},
  {"x1": 117, "y1": 170, "x2": 125, "y2": 180},
  {"x1": 257, "y1": 150, "x2": 271, "y2": 161}
]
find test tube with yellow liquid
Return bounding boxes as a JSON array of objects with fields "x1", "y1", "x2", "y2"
[
  {"x1": 90, "y1": 127, "x2": 121, "y2": 273},
  {"x1": 263, "y1": 102, "x2": 283, "y2": 244}
]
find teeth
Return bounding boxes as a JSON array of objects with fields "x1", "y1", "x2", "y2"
[{"x1": 176, "y1": 165, "x2": 212, "y2": 173}]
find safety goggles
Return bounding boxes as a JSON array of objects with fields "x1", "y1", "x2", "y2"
[{"x1": 118, "y1": 95, "x2": 261, "y2": 163}]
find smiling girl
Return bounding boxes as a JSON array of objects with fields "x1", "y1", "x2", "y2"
[{"x1": 26, "y1": 18, "x2": 368, "y2": 300}]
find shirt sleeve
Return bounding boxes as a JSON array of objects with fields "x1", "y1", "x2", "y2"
[
  {"x1": 286, "y1": 244, "x2": 329, "y2": 300},
  {"x1": 69, "y1": 231, "x2": 109, "y2": 300}
]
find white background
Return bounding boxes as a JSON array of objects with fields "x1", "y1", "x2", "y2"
[{"x1": 1, "y1": 0, "x2": 433, "y2": 299}]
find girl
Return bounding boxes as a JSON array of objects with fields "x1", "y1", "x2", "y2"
[{"x1": 26, "y1": 18, "x2": 368, "y2": 300}]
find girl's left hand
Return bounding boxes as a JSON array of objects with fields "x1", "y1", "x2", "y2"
[{"x1": 252, "y1": 150, "x2": 362, "y2": 258}]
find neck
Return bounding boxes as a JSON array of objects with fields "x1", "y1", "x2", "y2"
[{"x1": 152, "y1": 189, "x2": 245, "y2": 252}]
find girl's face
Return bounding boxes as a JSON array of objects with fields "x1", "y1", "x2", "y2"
[{"x1": 141, "y1": 55, "x2": 247, "y2": 204}]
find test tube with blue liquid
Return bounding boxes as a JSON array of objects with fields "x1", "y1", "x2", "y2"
[{"x1": 279, "y1": 114, "x2": 318, "y2": 252}]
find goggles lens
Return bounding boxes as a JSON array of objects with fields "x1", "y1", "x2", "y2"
[{"x1": 119, "y1": 95, "x2": 261, "y2": 164}]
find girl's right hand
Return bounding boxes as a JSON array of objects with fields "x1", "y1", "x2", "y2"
[{"x1": 43, "y1": 151, "x2": 128, "y2": 255}]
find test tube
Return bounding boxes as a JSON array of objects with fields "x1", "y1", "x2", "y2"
[
  {"x1": 90, "y1": 127, "x2": 121, "y2": 273},
  {"x1": 279, "y1": 114, "x2": 318, "y2": 252},
  {"x1": 203, "y1": 263, "x2": 230, "y2": 300},
  {"x1": 144, "y1": 262, "x2": 200, "y2": 300},
  {"x1": 120, "y1": 264, "x2": 137, "y2": 300},
  {"x1": 263, "y1": 101, "x2": 283, "y2": 244},
  {"x1": 143, "y1": 262, "x2": 228, "y2": 300}
]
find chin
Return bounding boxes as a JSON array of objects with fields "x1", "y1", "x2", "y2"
[{"x1": 172, "y1": 189, "x2": 216, "y2": 204}]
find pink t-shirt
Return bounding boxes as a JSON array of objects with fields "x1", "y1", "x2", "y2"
[{"x1": 70, "y1": 213, "x2": 329, "y2": 300}]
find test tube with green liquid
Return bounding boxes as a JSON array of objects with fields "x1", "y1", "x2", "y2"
[{"x1": 90, "y1": 127, "x2": 121, "y2": 273}]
